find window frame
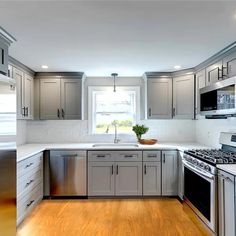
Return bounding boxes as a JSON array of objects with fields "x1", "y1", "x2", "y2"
[{"x1": 88, "y1": 86, "x2": 140, "y2": 134}]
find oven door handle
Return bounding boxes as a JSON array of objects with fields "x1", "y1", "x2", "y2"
[{"x1": 183, "y1": 160, "x2": 215, "y2": 180}]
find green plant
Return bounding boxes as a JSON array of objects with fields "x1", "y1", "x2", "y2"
[{"x1": 132, "y1": 124, "x2": 149, "y2": 141}]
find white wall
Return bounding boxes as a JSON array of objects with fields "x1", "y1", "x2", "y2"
[
  {"x1": 17, "y1": 120, "x2": 27, "y2": 145},
  {"x1": 195, "y1": 116, "x2": 236, "y2": 148},
  {"x1": 26, "y1": 119, "x2": 196, "y2": 143}
]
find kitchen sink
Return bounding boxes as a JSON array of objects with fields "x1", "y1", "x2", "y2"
[{"x1": 92, "y1": 143, "x2": 139, "y2": 148}]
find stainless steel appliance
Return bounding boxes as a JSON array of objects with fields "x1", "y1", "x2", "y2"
[
  {"x1": 49, "y1": 150, "x2": 87, "y2": 197},
  {"x1": 200, "y1": 77, "x2": 236, "y2": 116},
  {"x1": 0, "y1": 74, "x2": 16, "y2": 235},
  {"x1": 183, "y1": 133, "x2": 236, "y2": 234}
]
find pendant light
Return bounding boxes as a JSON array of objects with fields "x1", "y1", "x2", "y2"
[{"x1": 111, "y1": 73, "x2": 118, "y2": 92}]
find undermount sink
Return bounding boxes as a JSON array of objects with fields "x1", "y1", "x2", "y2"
[{"x1": 92, "y1": 143, "x2": 139, "y2": 148}]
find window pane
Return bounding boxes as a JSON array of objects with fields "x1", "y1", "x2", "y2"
[{"x1": 93, "y1": 90, "x2": 136, "y2": 133}]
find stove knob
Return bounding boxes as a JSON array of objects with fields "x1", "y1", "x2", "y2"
[
  {"x1": 199, "y1": 162, "x2": 204, "y2": 168},
  {"x1": 193, "y1": 159, "x2": 197, "y2": 164},
  {"x1": 204, "y1": 165, "x2": 211, "y2": 172}
]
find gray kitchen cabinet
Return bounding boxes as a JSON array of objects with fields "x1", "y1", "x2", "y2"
[
  {"x1": 173, "y1": 75, "x2": 194, "y2": 119},
  {"x1": 143, "y1": 162, "x2": 161, "y2": 196},
  {"x1": 223, "y1": 50, "x2": 236, "y2": 79},
  {"x1": 40, "y1": 78, "x2": 61, "y2": 120},
  {"x1": 162, "y1": 151, "x2": 178, "y2": 196},
  {"x1": 13, "y1": 67, "x2": 34, "y2": 120},
  {"x1": 0, "y1": 38, "x2": 9, "y2": 75},
  {"x1": 205, "y1": 60, "x2": 223, "y2": 86},
  {"x1": 115, "y1": 161, "x2": 142, "y2": 196},
  {"x1": 39, "y1": 77, "x2": 82, "y2": 120},
  {"x1": 147, "y1": 77, "x2": 172, "y2": 119},
  {"x1": 88, "y1": 161, "x2": 115, "y2": 196},
  {"x1": 218, "y1": 170, "x2": 235, "y2": 236},
  {"x1": 195, "y1": 69, "x2": 206, "y2": 115}
]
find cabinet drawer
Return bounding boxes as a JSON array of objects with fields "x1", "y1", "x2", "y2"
[
  {"x1": 17, "y1": 152, "x2": 43, "y2": 177},
  {"x1": 17, "y1": 169, "x2": 42, "y2": 197},
  {"x1": 115, "y1": 151, "x2": 142, "y2": 162},
  {"x1": 17, "y1": 183, "x2": 43, "y2": 225},
  {"x1": 143, "y1": 151, "x2": 161, "y2": 162},
  {"x1": 88, "y1": 151, "x2": 114, "y2": 162}
]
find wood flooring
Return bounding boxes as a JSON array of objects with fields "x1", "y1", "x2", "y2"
[{"x1": 17, "y1": 198, "x2": 212, "y2": 236}]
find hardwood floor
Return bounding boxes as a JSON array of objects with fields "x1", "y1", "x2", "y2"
[{"x1": 17, "y1": 198, "x2": 212, "y2": 236}]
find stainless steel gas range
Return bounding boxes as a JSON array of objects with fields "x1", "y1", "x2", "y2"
[{"x1": 183, "y1": 132, "x2": 236, "y2": 234}]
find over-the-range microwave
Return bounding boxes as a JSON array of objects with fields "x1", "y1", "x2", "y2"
[{"x1": 200, "y1": 76, "x2": 236, "y2": 116}]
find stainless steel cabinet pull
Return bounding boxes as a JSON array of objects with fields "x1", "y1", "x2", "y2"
[
  {"x1": 111, "y1": 165, "x2": 114, "y2": 175},
  {"x1": 57, "y1": 109, "x2": 60, "y2": 118},
  {"x1": 163, "y1": 154, "x2": 166, "y2": 163},
  {"x1": 25, "y1": 163, "x2": 33, "y2": 168},
  {"x1": 148, "y1": 155, "x2": 157, "y2": 158},
  {"x1": 62, "y1": 154, "x2": 78, "y2": 158},
  {"x1": 124, "y1": 155, "x2": 133, "y2": 158},
  {"x1": 144, "y1": 164, "x2": 147, "y2": 175},
  {"x1": 25, "y1": 107, "x2": 29, "y2": 117},
  {"x1": 172, "y1": 108, "x2": 176, "y2": 117},
  {"x1": 26, "y1": 179, "x2": 34, "y2": 187},
  {"x1": 26, "y1": 200, "x2": 35, "y2": 208},
  {"x1": 148, "y1": 108, "x2": 152, "y2": 117},
  {"x1": 116, "y1": 165, "x2": 118, "y2": 175},
  {"x1": 62, "y1": 109, "x2": 65, "y2": 119},
  {"x1": 22, "y1": 107, "x2": 25, "y2": 116}
]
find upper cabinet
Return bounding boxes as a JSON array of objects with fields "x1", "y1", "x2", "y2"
[
  {"x1": 173, "y1": 74, "x2": 194, "y2": 119},
  {"x1": 223, "y1": 50, "x2": 236, "y2": 79},
  {"x1": 205, "y1": 61, "x2": 223, "y2": 86},
  {"x1": 0, "y1": 38, "x2": 9, "y2": 75},
  {"x1": 195, "y1": 69, "x2": 206, "y2": 114},
  {"x1": 36, "y1": 75, "x2": 82, "y2": 120},
  {"x1": 13, "y1": 66, "x2": 34, "y2": 120},
  {"x1": 147, "y1": 77, "x2": 172, "y2": 119}
]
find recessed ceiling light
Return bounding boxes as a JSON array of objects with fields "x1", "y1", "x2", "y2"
[
  {"x1": 41, "y1": 65, "x2": 48, "y2": 69},
  {"x1": 174, "y1": 65, "x2": 181, "y2": 70}
]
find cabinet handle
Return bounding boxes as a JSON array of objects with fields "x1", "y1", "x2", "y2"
[
  {"x1": 148, "y1": 108, "x2": 152, "y2": 117},
  {"x1": 25, "y1": 107, "x2": 29, "y2": 117},
  {"x1": 25, "y1": 162, "x2": 33, "y2": 168},
  {"x1": 25, "y1": 179, "x2": 34, "y2": 187},
  {"x1": 147, "y1": 155, "x2": 157, "y2": 158},
  {"x1": 22, "y1": 107, "x2": 25, "y2": 116},
  {"x1": 219, "y1": 174, "x2": 234, "y2": 183},
  {"x1": 116, "y1": 165, "x2": 119, "y2": 175},
  {"x1": 111, "y1": 165, "x2": 114, "y2": 175},
  {"x1": 26, "y1": 200, "x2": 35, "y2": 208},
  {"x1": 57, "y1": 109, "x2": 60, "y2": 118},
  {"x1": 62, "y1": 109, "x2": 65, "y2": 119},
  {"x1": 172, "y1": 108, "x2": 176, "y2": 117},
  {"x1": 163, "y1": 154, "x2": 166, "y2": 163},
  {"x1": 144, "y1": 164, "x2": 147, "y2": 175},
  {"x1": 96, "y1": 155, "x2": 106, "y2": 158},
  {"x1": 124, "y1": 155, "x2": 134, "y2": 158}
]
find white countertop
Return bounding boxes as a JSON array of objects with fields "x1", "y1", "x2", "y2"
[
  {"x1": 17, "y1": 142, "x2": 212, "y2": 162},
  {"x1": 217, "y1": 164, "x2": 236, "y2": 176}
]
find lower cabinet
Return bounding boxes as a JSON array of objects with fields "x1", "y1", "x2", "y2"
[
  {"x1": 143, "y1": 161, "x2": 161, "y2": 196},
  {"x1": 162, "y1": 151, "x2": 178, "y2": 196},
  {"x1": 17, "y1": 152, "x2": 43, "y2": 225},
  {"x1": 218, "y1": 170, "x2": 235, "y2": 236}
]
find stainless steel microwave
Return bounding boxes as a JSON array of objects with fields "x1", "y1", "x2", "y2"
[{"x1": 200, "y1": 77, "x2": 236, "y2": 116}]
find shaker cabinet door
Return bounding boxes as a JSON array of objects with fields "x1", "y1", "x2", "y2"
[
  {"x1": 39, "y1": 78, "x2": 61, "y2": 120},
  {"x1": 195, "y1": 69, "x2": 206, "y2": 115},
  {"x1": 23, "y1": 74, "x2": 34, "y2": 119},
  {"x1": 223, "y1": 50, "x2": 236, "y2": 79},
  {"x1": 147, "y1": 77, "x2": 172, "y2": 119}
]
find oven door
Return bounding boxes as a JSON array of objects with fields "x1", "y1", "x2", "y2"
[{"x1": 183, "y1": 160, "x2": 217, "y2": 233}]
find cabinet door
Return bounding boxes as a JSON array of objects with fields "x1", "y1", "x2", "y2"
[
  {"x1": 115, "y1": 162, "x2": 142, "y2": 196},
  {"x1": 0, "y1": 40, "x2": 9, "y2": 75},
  {"x1": 218, "y1": 170, "x2": 235, "y2": 236},
  {"x1": 13, "y1": 67, "x2": 24, "y2": 119},
  {"x1": 23, "y1": 74, "x2": 34, "y2": 119},
  {"x1": 223, "y1": 50, "x2": 236, "y2": 79},
  {"x1": 39, "y1": 78, "x2": 61, "y2": 120},
  {"x1": 88, "y1": 162, "x2": 115, "y2": 196},
  {"x1": 195, "y1": 70, "x2": 206, "y2": 115},
  {"x1": 143, "y1": 162, "x2": 161, "y2": 196},
  {"x1": 206, "y1": 61, "x2": 223, "y2": 86},
  {"x1": 61, "y1": 78, "x2": 82, "y2": 120},
  {"x1": 147, "y1": 78, "x2": 172, "y2": 119},
  {"x1": 162, "y1": 151, "x2": 178, "y2": 196},
  {"x1": 178, "y1": 151, "x2": 184, "y2": 200},
  {"x1": 173, "y1": 75, "x2": 194, "y2": 119}
]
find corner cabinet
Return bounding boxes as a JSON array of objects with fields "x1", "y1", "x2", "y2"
[
  {"x1": 218, "y1": 170, "x2": 235, "y2": 236},
  {"x1": 13, "y1": 66, "x2": 34, "y2": 120},
  {"x1": 162, "y1": 151, "x2": 178, "y2": 196},
  {"x1": 37, "y1": 76, "x2": 82, "y2": 120},
  {"x1": 173, "y1": 74, "x2": 194, "y2": 119},
  {"x1": 205, "y1": 61, "x2": 223, "y2": 86},
  {"x1": 147, "y1": 77, "x2": 172, "y2": 119}
]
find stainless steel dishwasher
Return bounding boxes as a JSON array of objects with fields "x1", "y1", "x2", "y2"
[{"x1": 49, "y1": 150, "x2": 87, "y2": 196}]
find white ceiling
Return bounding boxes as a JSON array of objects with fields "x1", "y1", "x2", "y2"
[{"x1": 0, "y1": 1, "x2": 236, "y2": 76}]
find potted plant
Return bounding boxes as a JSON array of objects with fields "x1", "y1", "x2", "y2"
[{"x1": 132, "y1": 124, "x2": 149, "y2": 141}]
